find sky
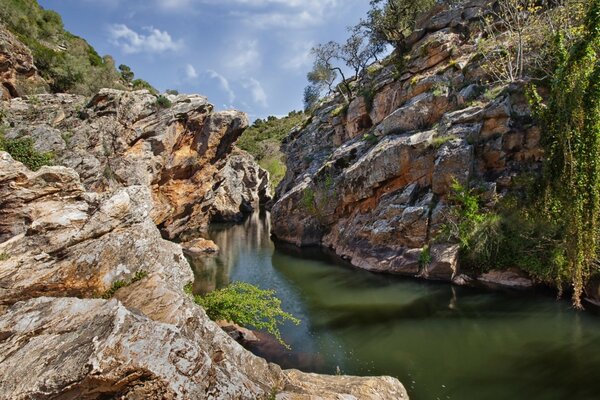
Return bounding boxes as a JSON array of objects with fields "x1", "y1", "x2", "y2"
[{"x1": 37, "y1": 0, "x2": 371, "y2": 121}]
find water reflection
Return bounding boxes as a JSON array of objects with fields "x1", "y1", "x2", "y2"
[{"x1": 189, "y1": 213, "x2": 600, "y2": 400}]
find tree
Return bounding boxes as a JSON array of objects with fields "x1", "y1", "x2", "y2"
[
  {"x1": 118, "y1": 64, "x2": 134, "y2": 83},
  {"x1": 303, "y1": 84, "x2": 321, "y2": 110},
  {"x1": 360, "y1": 0, "x2": 435, "y2": 52},
  {"x1": 342, "y1": 25, "x2": 383, "y2": 79}
]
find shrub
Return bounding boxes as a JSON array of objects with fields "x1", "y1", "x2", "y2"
[
  {"x1": 192, "y1": 282, "x2": 300, "y2": 348},
  {"x1": 418, "y1": 245, "x2": 431, "y2": 267},
  {"x1": 155, "y1": 95, "x2": 172, "y2": 109},
  {"x1": 0, "y1": 133, "x2": 54, "y2": 171},
  {"x1": 430, "y1": 134, "x2": 457, "y2": 149},
  {"x1": 439, "y1": 180, "x2": 503, "y2": 270},
  {"x1": 362, "y1": 133, "x2": 378, "y2": 144},
  {"x1": 0, "y1": 253, "x2": 10, "y2": 261},
  {"x1": 101, "y1": 270, "x2": 148, "y2": 299}
]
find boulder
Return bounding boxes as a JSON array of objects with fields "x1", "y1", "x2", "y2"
[{"x1": 478, "y1": 268, "x2": 534, "y2": 288}]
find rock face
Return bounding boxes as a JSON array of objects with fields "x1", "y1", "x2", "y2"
[
  {"x1": 0, "y1": 153, "x2": 408, "y2": 399},
  {"x1": 271, "y1": 0, "x2": 542, "y2": 282},
  {"x1": 0, "y1": 25, "x2": 46, "y2": 99},
  {"x1": 2, "y1": 89, "x2": 271, "y2": 239}
]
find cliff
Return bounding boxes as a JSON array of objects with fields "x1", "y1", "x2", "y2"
[
  {"x1": 271, "y1": 0, "x2": 542, "y2": 285},
  {"x1": 0, "y1": 11, "x2": 407, "y2": 397},
  {"x1": 2, "y1": 89, "x2": 271, "y2": 239}
]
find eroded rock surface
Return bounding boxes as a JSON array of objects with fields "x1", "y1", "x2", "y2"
[
  {"x1": 272, "y1": 0, "x2": 542, "y2": 282},
  {"x1": 2, "y1": 89, "x2": 271, "y2": 238},
  {"x1": 0, "y1": 153, "x2": 408, "y2": 399},
  {"x1": 0, "y1": 25, "x2": 46, "y2": 99}
]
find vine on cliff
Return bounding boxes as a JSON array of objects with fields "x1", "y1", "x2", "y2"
[{"x1": 529, "y1": 0, "x2": 600, "y2": 307}]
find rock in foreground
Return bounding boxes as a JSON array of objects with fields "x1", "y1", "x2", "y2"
[{"x1": 0, "y1": 153, "x2": 408, "y2": 399}]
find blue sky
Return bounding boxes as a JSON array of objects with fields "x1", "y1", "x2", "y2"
[{"x1": 38, "y1": 0, "x2": 371, "y2": 120}]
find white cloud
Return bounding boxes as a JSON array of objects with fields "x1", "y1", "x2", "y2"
[
  {"x1": 156, "y1": 0, "x2": 340, "y2": 28},
  {"x1": 282, "y1": 40, "x2": 314, "y2": 71},
  {"x1": 206, "y1": 70, "x2": 236, "y2": 103},
  {"x1": 185, "y1": 64, "x2": 198, "y2": 79},
  {"x1": 227, "y1": 40, "x2": 261, "y2": 73},
  {"x1": 242, "y1": 77, "x2": 268, "y2": 108},
  {"x1": 108, "y1": 24, "x2": 183, "y2": 54}
]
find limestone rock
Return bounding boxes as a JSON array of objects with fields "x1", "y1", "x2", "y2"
[
  {"x1": 0, "y1": 25, "x2": 46, "y2": 99},
  {"x1": 0, "y1": 152, "x2": 408, "y2": 399},
  {"x1": 0, "y1": 152, "x2": 190, "y2": 307},
  {"x1": 2, "y1": 89, "x2": 268, "y2": 239},
  {"x1": 423, "y1": 244, "x2": 460, "y2": 281},
  {"x1": 182, "y1": 237, "x2": 220, "y2": 256},
  {"x1": 478, "y1": 269, "x2": 534, "y2": 289},
  {"x1": 271, "y1": 0, "x2": 542, "y2": 283}
]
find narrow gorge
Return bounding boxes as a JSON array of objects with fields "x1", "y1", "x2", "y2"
[{"x1": 1, "y1": 0, "x2": 600, "y2": 399}]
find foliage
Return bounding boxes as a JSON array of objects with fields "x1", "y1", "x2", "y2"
[
  {"x1": 331, "y1": 103, "x2": 348, "y2": 117},
  {"x1": 118, "y1": 64, "x2": 134, "y2": 83},
  {"x1": 418, "y1": 245, "x2": 431, "y2": 267},
  {"x1": 0, "y1": 132, "x2": 54, "y2": 171},
  {"x1": 192, "y1": 282, "x2": 300, "y2": 348},
  {"x1": 359, "y1": 84, "x2": 376, "y2": 112},
  {"x1": 166, "y1": 89, "x2": 179, "y2": 95},
  {"x1": 101, "y1": 270, "x2": 148, "y2": 299},
  {"x1": 359, "y1": 0, "x2": 435, "y2": 51},
  {"x1": 0, "y1": 253, "x2": 10, "y2": 262},
  {"x1": 132, "y1": 79, "x2": 158, "y2": 94},
  {"x1": 430, "y1": 134, "x2": 457, "y2": 149},
  {"x1": 305, "y1": 26, "x2": 383, "y2": 106},
  {"x1": 237, "y1": 111, "x2": 306, "y2": 190},
  {"x1": 362, "y1": 132, "x2": 379, "y2": 144},
  {"x1": 301, "y1": 172, "x2": 337, "y2": 222},
  {"x1": 527, "y1": 0, "x2": 600, "y2": 307},
  {"x1": 0, "y1": 0, "x2": 157, "y2": 96},
  {"x1": 155, "y1": 95, "x2": 173, "y2": 109},
  {"x1": 478, "y1": 0, "x2": 588, "y2": 83}
]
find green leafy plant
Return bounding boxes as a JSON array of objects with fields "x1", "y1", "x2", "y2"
[
  {"x1": 526, "y1": 0, "x2": 600, "y2": 307},
  {"x1": 418, "y1": 245, "x2": 431, "y2": 267},
  {"x1": 0, "y1": 133, "x2": 54, "y2": 171},
  {"x1": 155, "y1": 95, "x2": 172, "y2": 109},
  {"x1": 430, "y1": 134, "x2": 457, "y2": 149},
  {"x1": 362, "y1": 132, "x2": 378, "y2": 144},
  {"x1": 237, "y1": 111, "x2": 306, "y2": 190},
  {"x1": 0, "y1": 253, "x2": 10, "y2": 262},
  {"x1": 439, "y1": 180, "x2": 503, "y2": 270},
  {"x1": 101, "y1": 270, "x2": 148, "y2": 299},
  {"x1": 192, "y1": 282, "x2": 300, "y2": 348}
]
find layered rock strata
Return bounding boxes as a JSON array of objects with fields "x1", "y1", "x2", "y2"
[
  {"x1": 2, "y1": 89, "x2": 270, "y2": 239},
  {"x1": 0, "y1": 152, "x2": 407, "y2": 399},
  {"x1": 271, "y1": 0, "x2": 542, "y2": 283}
]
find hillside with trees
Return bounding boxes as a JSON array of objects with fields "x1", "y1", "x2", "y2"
[{"x1": 0, "y1": 0, "x2": 154, "y2": 95}]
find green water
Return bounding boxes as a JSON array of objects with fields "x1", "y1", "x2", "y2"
[{"x1": 188, "y1": 212, "x2": 600, "y2": 400}]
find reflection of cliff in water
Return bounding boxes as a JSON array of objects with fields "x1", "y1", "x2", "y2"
[{"x1": 187, "y1": 211, "x2": 272, "y2": 295}]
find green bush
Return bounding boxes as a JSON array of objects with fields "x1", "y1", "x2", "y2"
[
  {"x1": 0, "y1": 133, "x2": 54, "y2": 171},
  {"x1": 101, "y1": 270, "x2": 148, "y2": 299},
  {"x1": 192, "y1": 282, "x2": 300, "y2": 348},
  {"x1": 155, "y1": 95, "x2": 172, "y2": 109}
]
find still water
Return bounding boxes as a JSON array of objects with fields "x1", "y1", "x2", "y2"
[{"x1": 188, "y1": 212, "x2": 600, "y2": 400}]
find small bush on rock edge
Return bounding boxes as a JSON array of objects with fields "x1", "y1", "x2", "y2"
[{"x1": 191, "y1": 282, "x2": 300, "y2": 349}]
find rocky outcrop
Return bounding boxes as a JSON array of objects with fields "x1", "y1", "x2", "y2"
[
  {"x1": 271, "y1": 0, "x2": 542, "y2": 282},
  {"x1": 0, "y1": 153, "x2": 408, "y2": 398},
  {"x1": 2, "y1": 89, "x2": 271, "y2": 239},
  {"x1": 0, "y1": 25, "x2": 46, "y2": 99}
]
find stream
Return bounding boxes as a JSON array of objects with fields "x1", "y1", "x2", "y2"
[{"x1": 188, "y1": 212, "x2": 600, "y2": 400}]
